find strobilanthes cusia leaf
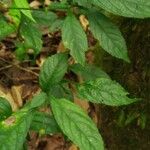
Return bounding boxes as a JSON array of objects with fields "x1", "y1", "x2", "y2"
[
  {"x1": 39, "y1": 53, "x2": 68, "y2": 92},
  {"x1": 88, "y1": 10, "x2": 130, "y2": 62},
  {"x1": 76, "y1": 78, "x2": 138, "y2": 106},
  {"x1": 62, "y1": 12, "x2": 88, "y2": 65},
  {"x1": 51, "y1": 98, "x2": 104, "y2": 150}
]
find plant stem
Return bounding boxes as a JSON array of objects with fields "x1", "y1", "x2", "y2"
[{"x1": 8, "y1": 4, "x2": 70, "y2": 12}]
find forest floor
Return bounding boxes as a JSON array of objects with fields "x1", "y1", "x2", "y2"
[
  {"x1": 99, "y1": 18, "x2": 150, "y2": 150},
  {"x1": 0, "y1": 9, "x2": 149, "y2": 150}
]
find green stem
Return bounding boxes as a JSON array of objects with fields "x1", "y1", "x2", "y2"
[
  {"x1": 8, "y1": 3, "x2": 70, "y2": 12},
  {"x1": 8, "y1": 7, "x2": 67, "y2": 12},
  {"x1": 49, "y1": 2, "x2": 70, "y2": 11}
]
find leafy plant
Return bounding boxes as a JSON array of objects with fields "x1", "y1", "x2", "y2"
[{"x1": 0, "y1": 0, "x2": 149, "y2": 149}]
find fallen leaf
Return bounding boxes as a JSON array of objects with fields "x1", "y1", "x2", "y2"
[
  {"x1": 79, "y1": 15, "x2": 89, "y2": 31},
  {"x1": 69, "y1": 144, "x2": 78, "y2": 150},
  {"x1": 11, "y1": 85, "x2": 23, "y2": 107},
  {"x1": 30, "y1": 0, "x2": 41, "y2": 8},
  {"x1": 0, "y1": 84, "x2": 18, "y2": 111},
  {"x1": 44, "y1": 0, "x2": 51, "y2": 6}
]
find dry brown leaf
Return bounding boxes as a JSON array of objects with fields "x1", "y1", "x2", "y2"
[
  {"x1": 30, "y1": 0, "x2": 41, "y2": 8},
  {"x1": 41, "y1": 27, "x2": 50, "y2": 35},
  {"x1": 37, "y1": 134, "x2": 66, "y2": 150},
  {"x1": 11, "y1": 85, "x2": 23, "y2": 107},
  {"x1": 44, "y1": 0, "x2": 51, "y2": 6},
  {"x1": 21, "y1": 83, "x2": 40, "y2": 103},
  {"x1": 74, "y1": 97, "x2": 90, "y2": 113},
  {"x1": 79, "y1": 15, "x2": 89, "y2": 31},
  {"x1": 0, "y1": 84, "x2": 18, "y2": 111},
  {"x1": 57, "y1": 41, "x2": 66, "y2": 53},
  {"x1": 71, "y1": 84, "x2": 90, "y2": 113},
  {"x1": 86, "y1": 51, "x2": 95, "y2": 64},
  {"x1": 91, "y1": 109, "x2": 99, "y2": 125},
  {"x1": 69, "y1": 144, "x2": 78, "y2": 150},
  {"x1": 36, "y1": 54, "x2": 47, "y2": 67}
]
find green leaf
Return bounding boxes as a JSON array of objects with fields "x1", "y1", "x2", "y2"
[
  {"x1": 51, "y1": 98, "x2": 104, "y2": 150},
  {"x1": 62, "y1": 12, "x2": 88, "y2": 65},
  {"x1": 49, "y1": 2, "x2": 70, "y2": 10},
  {"x1": 20, "y1": 15, "x2": 42, "y2": 55},
  {"x1": 14, "y1": 0, "x2": 35, "y2": 22},
  {"x1": 125, "y1": 112, "x2": 138, "y2": 126},
  {"x1": 73, "y1": 0, "x2": 90, "y2": 7},
  {"x1": 32, "y1": 11, "x2": 57, "y2": 26},
  {"x1": 92, "y1": 0, "x2": 150, "y2": 18},
  {"x1": 0, "y1": 108, "x2": 33, "y2": 150},
  {"x1": 49, "y1": 19, "x2": 64, "y2": 32},
  {"x1": 25, "y1": 92, "x2": 47, "y2": 109},
  {"x1": 39, "y1": 53, "x2": 68, "y2": 92},
  {"x1": 0, "y1": 0, "x2": 12, "y2": 6},
  {"x1": 30, "y1": 111, "x2": 60, "y2": 134},
  {"x1": 88, "y1": 10, "x2": 129, "y2": 62},
  {"x1": 70, "y1": 63, "x2": 109, "y2": 81},
  {"x1": 76, "y1": 78, "x2": 138, "y2": 106},
  {"x1": 0, "y1": 15, "x2": 16, "y2": 41},
  {"x1": 15, "y1": 43, "x2": 27, "y2": 61},
  {"x1": 47, "y1": 83, "x2": 73, "y2": 100},
  {"x1": 0, "y1": 97, "x2": 12, "y2": 121},
  {"x1": 117, "y1": 110, "x2": 126, "y2": 127},
  {"x1": 8, "y1": 2, "x2": 21, "y2": 26},
  {"x1": 139, "y1": 113, "x2": 147, "y2": 129}
]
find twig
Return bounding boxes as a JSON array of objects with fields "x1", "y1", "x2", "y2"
[
  {"x1": 0, "y1": 57, "x2": 11, "y2": 64},
  {"x1": 0, "y1": 65, "x2": 12, "y2": 71},
  {"x1": 27, "y1": 67, "x2": 40, "y2": 71},
  {"x1": 0, "y1": 57, "x2": 39, "y2": 77},
  {"x1": 15, "y1": 65, "x2": 39, "y2": 77}
]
